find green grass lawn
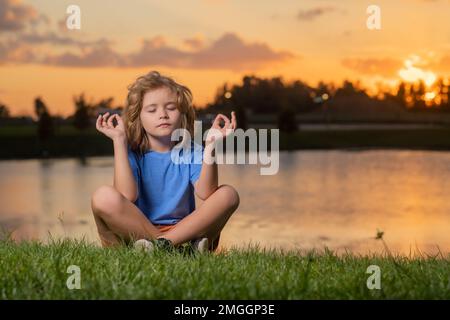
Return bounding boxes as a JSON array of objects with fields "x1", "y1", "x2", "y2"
[{"x1": 1, "y1": 238, "x2": 449, "y2": 299}]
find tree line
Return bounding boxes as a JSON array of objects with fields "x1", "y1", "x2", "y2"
[{"x1": 1, "y1": 75, "x2": 449, "y2": 139}]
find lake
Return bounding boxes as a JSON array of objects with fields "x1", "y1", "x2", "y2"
[{"x1": 1, "y1": 149, "x2": 450, "y2": 255}]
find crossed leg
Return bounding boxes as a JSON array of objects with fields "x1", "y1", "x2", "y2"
[
  {"x1": 90, "y1": 185, "x2": 163, "y2": 246},
  {"x1": 160, "y1": 184, "x2": 240, "y2": 248},
  {"x1": 90, "y1": 184, "x2": 240, "y2": 249}
]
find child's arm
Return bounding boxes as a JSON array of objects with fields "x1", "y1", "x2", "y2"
[
  {"x1": 113, "y1": 136, "x2": 138, "y2": 202},
  {"x1": 194, "y1": 112, "x2": 236, "y2": 200},
  {"x1": 193, "y1": 142, "x2": 218, "y2": 200},
  {"x1": 96, "y1": 112, "x2": 138, "y2": 202}
]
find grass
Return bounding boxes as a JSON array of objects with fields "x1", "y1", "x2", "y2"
[{"x1": 1, "y1": 237, "x2": 449, "y2": 299}]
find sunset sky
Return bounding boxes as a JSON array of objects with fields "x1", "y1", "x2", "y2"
[{"x1": 1, "y1": 0, "x2": 449, "y2": 117}]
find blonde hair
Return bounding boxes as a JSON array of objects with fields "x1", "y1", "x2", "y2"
[{"x1": 122, "y1": 71, "x2": 196, "y2": 156}]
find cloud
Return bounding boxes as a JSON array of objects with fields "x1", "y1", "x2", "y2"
[
  {"x1": 0, "y1": 38, "x2": 34, "y2": 64},
  {"x1": 0, "y1": 33, "x2": 114, "y2": 64},
  {"x1": 0, "y1": 0, "x2": 105, "y2": 46},
  {"x1": 0, "y1": 0, "x2": 42, "y2": 32},
  {"x1": 0, "y1": 0, "x2": 295, "y2": 71},
  {"x1": 17, "y1": 31, "x2": 113, "y2": 47},
  {"x1": 183, "y1": 35, "x2": 205, "y2": 50},
  {"x1": 43, "y1": 42, "x2": 125, "y2": 67},
  {"x1": 297, "y1": 6, "x2": 338, "y2": 21},
  {"x1": 437, "y1": 54, "x2": 450, "y2": 71},
  {"x1": 186, "y1": 32, "x2": 295, "y2": 71},
  {"x1": 42, "y1": 32, "x2": 296, "y2": 71},
  {"x1": 124, "y1": 36, "x2": 188, "y2": 68},
  {"x1": 341, "y1": 57, "x2": 403, "y2": 77},
  {"x1": 342, "y1": 53, "x2": 450, "y2": 79},
  {"x1": 424, "y1": 53, "x2": 450, "y2": 73}
]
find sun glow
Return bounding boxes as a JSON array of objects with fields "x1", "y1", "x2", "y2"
[{"x1": 398, "y1": 56, "x2": 436, "y2": 87}]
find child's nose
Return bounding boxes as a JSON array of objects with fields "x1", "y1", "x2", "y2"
[{"x1": 158, "y1": 109, "x2": 169, "y2": 118}]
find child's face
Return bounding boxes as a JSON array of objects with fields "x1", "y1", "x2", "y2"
[{"x1": 140, "y1": 86, "x2": 182, "y2": 139}]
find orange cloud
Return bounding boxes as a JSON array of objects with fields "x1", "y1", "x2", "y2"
[
  {"x1": 34, "y1": 32, "x2": 295, "y2": 72},
  {"x1": 43, "y1": 42, "x2": 124, "y2": 67},
  {"x1": 183, "y1": 35, "x2": 205, "y2": 50},
  {"x1": 341, "y1": 57, "x2": 403, "y2": 77},
  {"x1": 0, "y1": 0, "x2": 46, "y2": 32},
  {"x1": 297, "y1": 6, "x2": 339, "y2": 21},
  {"x1": 0, "y1": 39, "x2": 34, "y2": 64},
  {"x1": 434, "y1": 54, "x2": 450, "y2": 72}
]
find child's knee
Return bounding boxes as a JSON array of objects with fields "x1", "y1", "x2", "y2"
[
  {"x1": 91, "y1": 185, "x2": 123, "y2": 217},
  {"x1": 217, "y1": 184, "x2": 240, "y2": 210}
]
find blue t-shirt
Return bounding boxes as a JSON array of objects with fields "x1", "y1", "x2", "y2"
[{"x1": 127, "y1": 142, "x2": 204, "y2": 225}]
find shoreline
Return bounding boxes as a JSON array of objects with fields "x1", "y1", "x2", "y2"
[{"x1": 1, "y1": 126, "x2": 450, "y2": 160}]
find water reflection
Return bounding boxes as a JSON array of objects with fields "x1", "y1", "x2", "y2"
[{"x1": 1, "y1": 149, "x2": 450, "y2": 255}]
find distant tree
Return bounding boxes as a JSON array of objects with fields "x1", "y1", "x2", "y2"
[
  {"x1": 34, "y1": 97, "x2": 54, "y2": 141},
  {"x1": 285, "y1": 80, "x2": 314, "y2": 113},
  {"x1": 95, "y1": 97, "x2": 114, "y2": 113},
  {"x1": 216, "y1": 84, "x2": 249, "y2": 129},
  {"x1": 253, "y1": 77, "x2": 284, "y2": 114},
  {"x1": 435, "y1": 78, "x2": 450, "y2": 111},
  {"x1": 411, "y1": 80, "x2": 426, "y2": 110},
  {"x1": 396, "y1": 81, "x2": 408, "y2": 108},
  {"x1": 233, "y1": 103, "x2": 248, "y2": 130},
  {"x1": 206, "y1": 75, "x2": 317, "y2": 119},
  {"x1": 73, "y1": 93, "x2": 92, "y2": 130},
  {"x1": 335, "y1": 80, "x2": 363, "y2": 98},
  {"x1": 316, "y1": 81, "x2": 330, "y2": 97},
  {"x1": 277, "y1": 96, "x2": 298, "y2": 133},
  {"x1": 0, "y1": 103, "x2": 10, "y2": 118},
  {"x1": 228, "y1": 79, "x2": 251, "y2": 130},
  {"x1": 446, "y1": 82, "x2": 450, "y2": 111}
]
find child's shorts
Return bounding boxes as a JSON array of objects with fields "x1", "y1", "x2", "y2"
[
  {"x1": 154, "y1": 224, "x2": 177, "y2": 233},
  {"x1": 154, "y1": 224, "x2": 220, "y2": 252}
]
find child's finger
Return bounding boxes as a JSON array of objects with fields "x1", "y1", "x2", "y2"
[
  {"x1": 102, "y1": 112, "x2": 110, "y2": 120},
  {"x1": 96, "y1": 119, "x2": 107, "y2": 135},
  {"x1": 215, "y1": 114, "x2": 230, "y2": 128},
  {"x1": 231, "y1": 111, "x2": 237, "y2": 129},
  {"x1": 112, "y1": 114, "x2": 123, "y2": 129},
  {"x1": 96, "y1": 114, "x2": 102, "y2": 130},
  {"x1": 101, "y1": 112, "x2": 109, "y2": 126},
  {"x1": 99, "y1": 115, "x2": 108, "y2": 130},
  {"x1": 107, "y1": 113, "x2": 115, "y2": 128},
  {"x1": 115, "y1": 114, "x2": 124, "y2": 128},
  {"x1": 212, "y1": 114, "x2": 222, "y2": 127}
]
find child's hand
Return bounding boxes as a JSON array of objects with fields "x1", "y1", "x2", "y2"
[
  {"x1": 96, "y1": 112, "x2": 126, "y2": 141},
  {"x1": 205, "y1": 111, "x2": 237, "y2": 147}
]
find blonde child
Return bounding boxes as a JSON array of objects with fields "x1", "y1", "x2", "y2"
[{"x1": 91, "y1": 71, "x2": 240, "y2": 253}]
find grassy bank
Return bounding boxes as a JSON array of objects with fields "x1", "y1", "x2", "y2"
[
  {"x1": 2, "y1": 125, "x2": 450, "y2": 159},
  {"x1": 279, "y1": 129, "x2": 450, "y2": 150},
  {"x1": 0, "y1": 238, "x2": 449, "y2": 299}
]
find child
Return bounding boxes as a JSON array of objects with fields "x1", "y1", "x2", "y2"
[{"x1": 91, "y1": 70, "x2": 240, "y2": 253}]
